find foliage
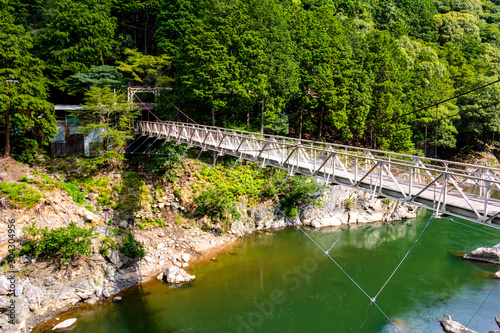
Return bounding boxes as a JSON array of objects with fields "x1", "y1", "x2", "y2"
[
  {"x1": 34, "y1": 0, "x2": 117, "y2": 93},
  {"x1": 278, "y1": 175, "x2": 321, "y2": 218},
  {"x1": 0, "y1": 181, "x2": 42, "y2": 209},
  {"x1": 0, "y1": 2, "x2": 55, "y2": 158},
  {"x1": 21, "y1": 222, "x2": 95, "y2": 262},
  {"x1": 143, "y1": 143, "x2": 187, "y2": 181},
  {"x1": 71, "y1": 86, "x2": 140, "y2": 159},
  {"x1": 99, "y1": 236, "x2": 118, "y2": 256},
  {"x1": 60, "y1": 181, "x2": 85, "y2": 204},
  {"x1": 120, "y1": 232, "x2": 146, "y2": 259},
  {"x1": 195, "y1": 186, "x2": 241, "y2": 225},
  {"x1": 117, "y1": 48, "x2": 172, "y2": 87}
]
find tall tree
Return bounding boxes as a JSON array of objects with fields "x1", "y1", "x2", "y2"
[
  {"x1": 0, "y1": 0, "x2": 55, "y2": 158},
  {"x1": 35, "y1": 0, "x2": 117, "y2": 98}
]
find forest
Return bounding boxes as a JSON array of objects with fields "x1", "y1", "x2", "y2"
[{"x1": 2, "y1": 0, "x2": 500, "y2": 160}]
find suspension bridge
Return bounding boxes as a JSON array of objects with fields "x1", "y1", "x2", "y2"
[{"x1": 132, "y1": 120, "x2": 500, "y2": 227}]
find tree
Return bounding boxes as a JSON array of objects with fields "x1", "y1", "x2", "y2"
[
  {"x1": 35, "y1": 0, "x2": 117, "y2": 95},
  {"x1": 117, "y1": 49, "x2": 172, "y2": 87},
  {"x1": 70, "y1": 86, "x2": 139, "y2": 162},
  {"x1": 0, "y1": 1, "x2": 55, "y2": 158},
  {"x1": 434, "y1": 11, "x2": 480, "y2": 44},
  {"x1": 65, "y1": 65, "x2": 123, "y2": 98}
]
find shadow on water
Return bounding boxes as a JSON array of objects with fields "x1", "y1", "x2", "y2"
[{"x1": 32, "y1": 281, "x2": 178, "y2": 333}]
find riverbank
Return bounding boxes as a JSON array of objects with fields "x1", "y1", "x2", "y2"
[{"x1": 0, "y1": 156, "x2": 417, "y2": 332}]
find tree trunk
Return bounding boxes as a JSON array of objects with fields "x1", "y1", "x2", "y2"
[
  {"x1": 3, "y1": 108, "x2": 10, "y2": 158},
  {"x1": 211, "y1": 107, "x2": 215, "y2": 127},
  {"x1": 318, "y1": 108, "x2": 323, "y2": 139},
  {"x1": 299, "y1": 108, "x2": 303, "y2": 140},
  {"x1": 260, "y1": 100, "x2": 265, "y2": 135},
  {"x1": 246, "y1": 110, "x2": 250, "y2": 127}
]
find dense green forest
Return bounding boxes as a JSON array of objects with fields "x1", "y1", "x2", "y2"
[{"x1": 2, "y1": 0, "x2": 500, "y2": 160}]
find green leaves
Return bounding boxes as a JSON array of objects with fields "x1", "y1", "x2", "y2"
[{"x1": 21, "y1": 222, "x2": 95, "y2": 262}]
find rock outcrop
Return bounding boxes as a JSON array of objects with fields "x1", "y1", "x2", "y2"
[
  {"x1": 439, "y1": 314, "x2": 477, "y2": 333},
  {"x1": 464, "y1": 244, "x2": 500, "y2": 265},
  {"x1": 161, "y1": 266, "x2": 195, "y2": 284}
]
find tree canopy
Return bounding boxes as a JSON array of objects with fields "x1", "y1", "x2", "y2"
[{"x1": 3, "y1": 0, "x2": 500, "y2": 158}]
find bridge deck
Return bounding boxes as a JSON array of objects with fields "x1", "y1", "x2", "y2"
[{"x1": 135, "y1": 121, "x2": 500, "y2": 227}]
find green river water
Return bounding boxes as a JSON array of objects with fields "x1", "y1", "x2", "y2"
[{"x1": 34, "y1": 210, "x2": 500, "y2": 332}]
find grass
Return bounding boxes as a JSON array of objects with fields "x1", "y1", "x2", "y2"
[{"x1": 0, "y1": 182, "x2": 42, "y2": 209}]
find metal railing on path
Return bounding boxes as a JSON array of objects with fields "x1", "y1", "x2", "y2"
[{"x1": 135, "y1": 120, "x2": 500, "y2": 227}]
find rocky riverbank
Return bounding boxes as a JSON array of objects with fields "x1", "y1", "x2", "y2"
[{"x1": 0, "y1": 157, "x2": 418, "y2": 332}]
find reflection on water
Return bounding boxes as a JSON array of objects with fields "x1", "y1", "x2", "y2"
[{"x1": 33, "y1": 210, "x2": 500, "y2": 333}]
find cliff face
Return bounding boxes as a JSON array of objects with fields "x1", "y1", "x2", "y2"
[{"x1": 230, "y1": 186, "x2": 417, "y2": 236}]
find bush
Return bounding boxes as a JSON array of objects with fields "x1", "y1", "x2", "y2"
[
  {"x1": 0, "y1": 182, "x2": 42, "y2": 209},
  {"x1": 21, "y1": 222, "x2": 95, "y2": 262},
  {"x1": 278, "y1": 176, "x2": 321, "y2": 218},
  {"x1": 143, "y1": 142, "x2": 187, "y2": 181},
  {"x1": 196, "y1": 186, "x2": 241, "y2": 225},
  {"x1": 120, "y1": 233, "x2": 145, "y2": 259}
]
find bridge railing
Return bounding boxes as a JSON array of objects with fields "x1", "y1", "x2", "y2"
[{"x1": 136, "y1": 120, "x2": 500, "y2": 223}]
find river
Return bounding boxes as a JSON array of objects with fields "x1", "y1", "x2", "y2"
[{"x1": 33, "y1": 210, "x2": 500, "y2": 332}]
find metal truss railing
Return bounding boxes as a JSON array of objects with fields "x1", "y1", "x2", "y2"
[{"x1": 135, "y1": 120, "x2": 500, "y2": 227}]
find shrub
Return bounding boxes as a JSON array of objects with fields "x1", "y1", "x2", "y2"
[
  {"x1": 0, "y1": 182, "x2": 42, "y2": 209},
  {"x1": 21, "y1": 222, "x2": 95, "y2": 262},
  {"x1": 344, "y1": 198, "x2": 354, "y2": 211},
  {"x1": 60, "y1": 181, "x2": 85, "y2": 204},
  {"x1": 195, "y1": 186, "x2": 241, "y2": 229},
  {"x1": 278, "y1": 176, "x2": 321, "y2": 217},
  {"x1": 142, "y1": 142, "x2": 188, "y2": 182},
  {"x1": 120, "y1": 233, "x2": 145, "y2": 259}
]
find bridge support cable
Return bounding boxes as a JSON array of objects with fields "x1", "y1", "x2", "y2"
[
  {"x1": 373, "y1": 216, "x2": 434, "y2": 302},
  {"x1": 465, "y1": 283, "x2": 497, "y2": 328},
  {"x1": 196, "y1": 159, "x2": 403, "y2": 333},
  {"x1": 447, "y1": 218, "x2": 500, "y2": 238},
  {"x1": 130, "y1": 136, "x2": 150, "y2": 154}
]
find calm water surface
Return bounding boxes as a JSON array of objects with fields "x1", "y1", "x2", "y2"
[{"x1": 34, "y1": 210, "x2": 500, "y2": 332}]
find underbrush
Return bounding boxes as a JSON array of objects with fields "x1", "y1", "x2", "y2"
[
  {"x1": 194, "y1": 158, "x2": 322, "y2": 228},
  {"x1": 20, "y1": 222, "x2": 95, "y2": 262},
  {"x1": 0, "y1": 181, "x2": 42, "y2": 209}
]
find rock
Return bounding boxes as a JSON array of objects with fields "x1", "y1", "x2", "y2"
[
  {"x1": 157, "y1": 243, "x2": 166, "y2": 250},
  {"x1": 0, "y1": 275, "x2": 10, "y2": 294},
  {"x1": 14, "y1": 285, "x2": 23, "y2": 297},
  {"x1": 156, "y1": 273, "x2": 164, "y2": 281},
  {"x1": 86, "y1": 193, "x2": 98, "y2": 201},
  {"x1": 496, "y1": 271, "x2": 500, "y2": 279},
  {"x1": 163, "y1": 265, "x2": 195, "y2": 284},
  {"x1": 52, "y1": 318, "x2": 77, "y2": 331},
  {"x1": 106, "y1": 250, "x2": 128, "y2": 269},
  {"x1": 464, "y1": 244, "x2": 500, "y2": 265},
  {"x1": 72, "y1": 278, "x2": 94, "y2": 300},
  {"x1": 171, "y1": 203, "x2": 179, "y2": 211},
  {"x1": 95, "y1": 226, "x2": 112, "y2": 236},
  {"x1": 158, "y1": 203, "x2": 165, "y2": 209},
  {"x1": 113, "y1": 296, "x2": 122, "y2": 302},
  {"x1": 102, "y1": 286, "x2": 120, "y2": 298},
  {"x1": 158, "y1": 232, "x2": 165, "y2": 237},
  {"x1": 439, "y1": 314, "x2": 477, "y2": 333},
  {"x1": 85, "y1": 213, "x2": 96, "y2": 222},
  {"x1": 181, "y1": 253, "x2": 190, "y2": 263},
  {"x1": 119, "y1": 220, "x2": 128, "y2": 229},
  {"x1": 43, "y1": 277, "x2": 56, "y2": 286},
  {"x1": 496, "y1": 316, "x2": 500, "y2": 328}
]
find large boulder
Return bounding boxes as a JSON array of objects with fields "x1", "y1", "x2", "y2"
[
  {"x1": 464, "y1": 244, "x2": 500, "y2": 265},
  {"x1": 439, "y1": 314, "x2": 477, "y2": 333},
  {"x1": 162, "y1": 266, "x2": 195, "y2": 284}
]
